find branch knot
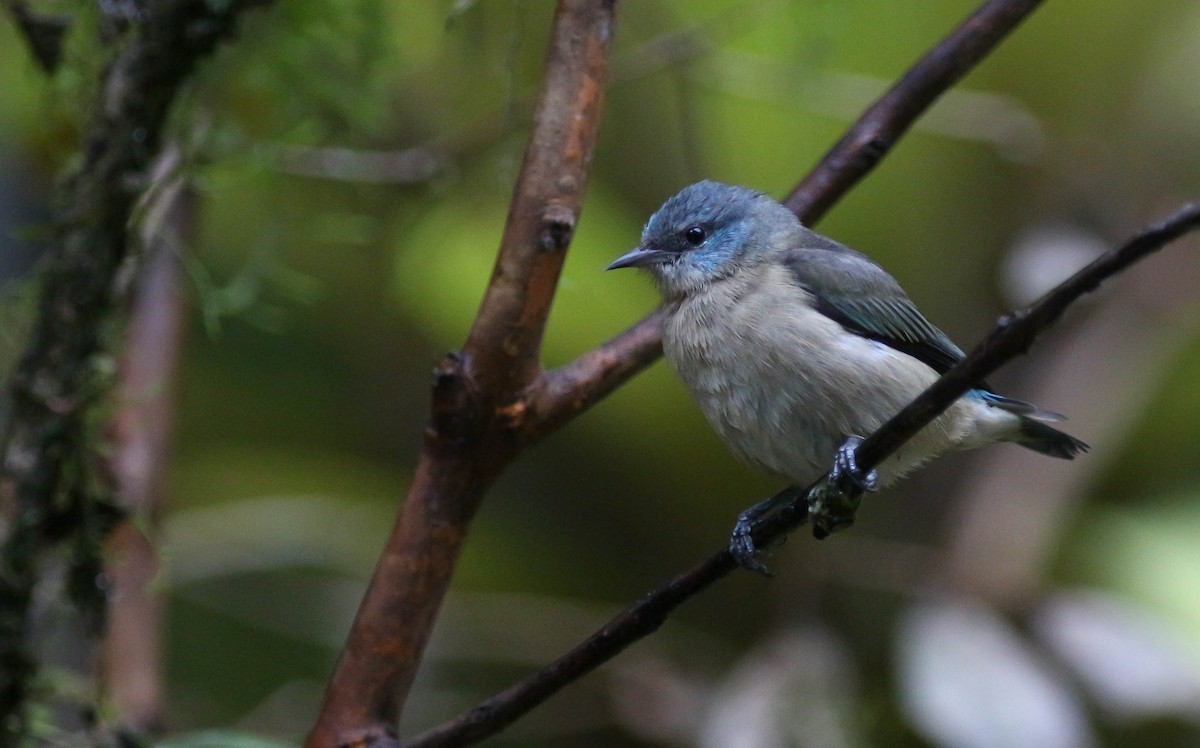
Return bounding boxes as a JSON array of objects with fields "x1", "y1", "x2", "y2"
[
  {"x1": 428, "y1": 352, "x2": 479, "y2": 450},
  {"x1": 538, "y1": 203, "x2": 576, "y2": 252}
]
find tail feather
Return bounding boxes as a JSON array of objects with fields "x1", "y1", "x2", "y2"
[
  {"x1": 977, "y1": 391, "x2": 1066, "y2": 422},
  {"x1": 1016, "y1": 418, "x2": 1089, "y2": 459}
]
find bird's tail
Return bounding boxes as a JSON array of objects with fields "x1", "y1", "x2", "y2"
[
  {"x1": 975, "y1": 390, "x2": 1089, "y2": 459},
  {"x1": 1015, "y1": 418, "x2": 1089, "y2": 459}
]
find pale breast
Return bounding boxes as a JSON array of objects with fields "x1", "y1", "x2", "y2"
[{"x1": 660, "y1": 264, "x2": 980, "y2": 486}]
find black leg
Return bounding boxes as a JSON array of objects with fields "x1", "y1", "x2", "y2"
[
  {"x1": 729, "y1": 485, "x2": 803, "y2": 576},
  {"x1": 728, "y1": 437, "x2": 880, "y2": 572},
  {"x1": 809, "y1": 436, "x2": 878, "y2": 538},
  {"x1": 831, "y1": 436, "x2": 878, "y2": 492}
]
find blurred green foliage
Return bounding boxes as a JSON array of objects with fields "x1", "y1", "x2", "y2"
[{"x1": 3, "y1": 1, "x2": 1200, "y2": 745}]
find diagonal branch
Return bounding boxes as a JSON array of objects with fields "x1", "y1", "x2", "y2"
[
  {"x1": 528, "y1": 311, "x2": 663, "y2": 441},
  {"x1": 407, "y1": 550, "x2": 736, "y2": 748},
  {"x1": 854, "y1": 203, "x2": 1200, "y2": 470},
  {"x1": 405, "y1": 202, "x2": 1200, "y2": 748},
  {"x1": 784, "y1": 0, "x2": 1047, "y2": 223},
  {"x1": 528, "y1": 0, "x2": 1047, "y2": 433}
]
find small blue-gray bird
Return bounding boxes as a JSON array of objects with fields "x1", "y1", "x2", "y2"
[{"x1": 607, "y1": 181, "x2": 1087, "y2": 569}]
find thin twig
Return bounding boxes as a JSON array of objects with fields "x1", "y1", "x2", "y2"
[
  {"x1": 405, "y1": 202, "x2": 1200, "y2": 748},
  {"x1": 406, "y1": 552, "x2": 736, "y2": 748},
  {"x1": 783, "y1": 0, "x2": 1046, "y2": 224},
  {"x1": 855, "y1": 203, "x2": 1200, "y2": 469}
]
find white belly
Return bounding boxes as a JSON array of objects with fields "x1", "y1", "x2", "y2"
[{"x1": 660, "y1": 273, "x2": 1016, "y2": 487}]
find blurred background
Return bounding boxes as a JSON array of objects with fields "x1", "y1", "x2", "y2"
[{"x1": 3, "y1": 1, "x2": 1200, "y2": 746}]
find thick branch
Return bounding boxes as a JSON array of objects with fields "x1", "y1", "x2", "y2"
[
  {"x1": 405, "y1": 203, "x2": 1200, "y2": 748},
  {"x1": 304, "y1": 3, "x2": 617, "y2": 746},
  {"x1": 0, "y1": 0, "x2": 269, "y2": 736},
  {"x1": 462, "y1": 0, "x2": 616, "y2": 396}
]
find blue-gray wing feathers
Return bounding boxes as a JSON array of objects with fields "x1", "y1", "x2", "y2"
[
  {"x1": 782, "y1": 243, "x2": 964, "y2": 375},
  {"x1": 781, "y1": 240, "x2": 1087, "y2": 458}
]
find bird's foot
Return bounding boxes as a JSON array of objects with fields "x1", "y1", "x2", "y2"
[
  {"x1": 729, "y1": 486, "x2": 804, "y2": 576},
  {"x1": 729, "y1": 438, "x2": 879, "y2": 570},
  {"x1": 809, "y1": 436, "x2": 878, "y2": 539},
  {"x1": 831, "y1": 436, "x2": 878, "y2": 492}
]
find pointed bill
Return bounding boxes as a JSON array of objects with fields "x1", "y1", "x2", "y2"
[{"x1": 606, "y1": 246, "x2": 676, "y2": 270}]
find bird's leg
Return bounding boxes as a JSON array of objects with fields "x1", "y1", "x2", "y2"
[
  {"x1": 729, "y1": 484, "x2": 805, "y2": 576},
  {"x1": 809, "y1": 436, "x2": 878, "y2": 538},
  {"x1": 730, "y1": 437, "x2": 880, "y2": 572},
  {"x1": 832, "y1": 436, "x2": 879, "y2": 492}
]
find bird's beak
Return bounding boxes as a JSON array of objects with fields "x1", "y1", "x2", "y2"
[{"x1": 606, "y1": 246, "x2": 675, "y2": 270}]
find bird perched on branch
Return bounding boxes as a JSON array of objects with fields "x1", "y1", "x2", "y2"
[{"x1": 607, "y1": 181, "x2": 1086, "y2": 572}]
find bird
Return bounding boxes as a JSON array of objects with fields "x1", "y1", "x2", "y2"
[{"x1": 606, "y1": 181, "x2": 1087, "y2": 570}]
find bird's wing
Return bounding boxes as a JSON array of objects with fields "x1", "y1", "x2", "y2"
[
  {"x1": 783, "y1": 243, "x2": 965, "y2": 374},
  {"x1": 813, "y1": 293, "x2": 966, "y2": 374},
  {"x1": 783, "y1": 238, "x2": 1066, "y2": 418}
]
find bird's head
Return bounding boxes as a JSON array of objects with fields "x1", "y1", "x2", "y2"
[{"x1": 607, "y1": 180, "x2": 800, "y2": 296}]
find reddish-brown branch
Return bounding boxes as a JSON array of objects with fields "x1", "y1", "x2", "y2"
[
  {"x1": 527, "y1": 310, "x2": 663, "y2": 440},
  {"x1": 462, "y1": 1, "x2": 617, "y2": 396},
  {"x1": 306, "y1": 449, "x2": 504, "y2": 748},
  {"x1": 305, "y1": 3, "x2": 617, "y2": 746}
]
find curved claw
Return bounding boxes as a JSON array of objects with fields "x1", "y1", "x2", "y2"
[
  {"x1": 831, "y1": 436, "x2": 879, "y2": 492},
  {"x1": 807, "y1": 437, "x2": 876, "y2": 538},
  {"x1": 730, "y1": 512, "x2": 775, "y2": 577}
]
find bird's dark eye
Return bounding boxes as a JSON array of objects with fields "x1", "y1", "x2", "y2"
[{"x1": 683, "y1": 225, "x2": 707, "y2": 246}]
